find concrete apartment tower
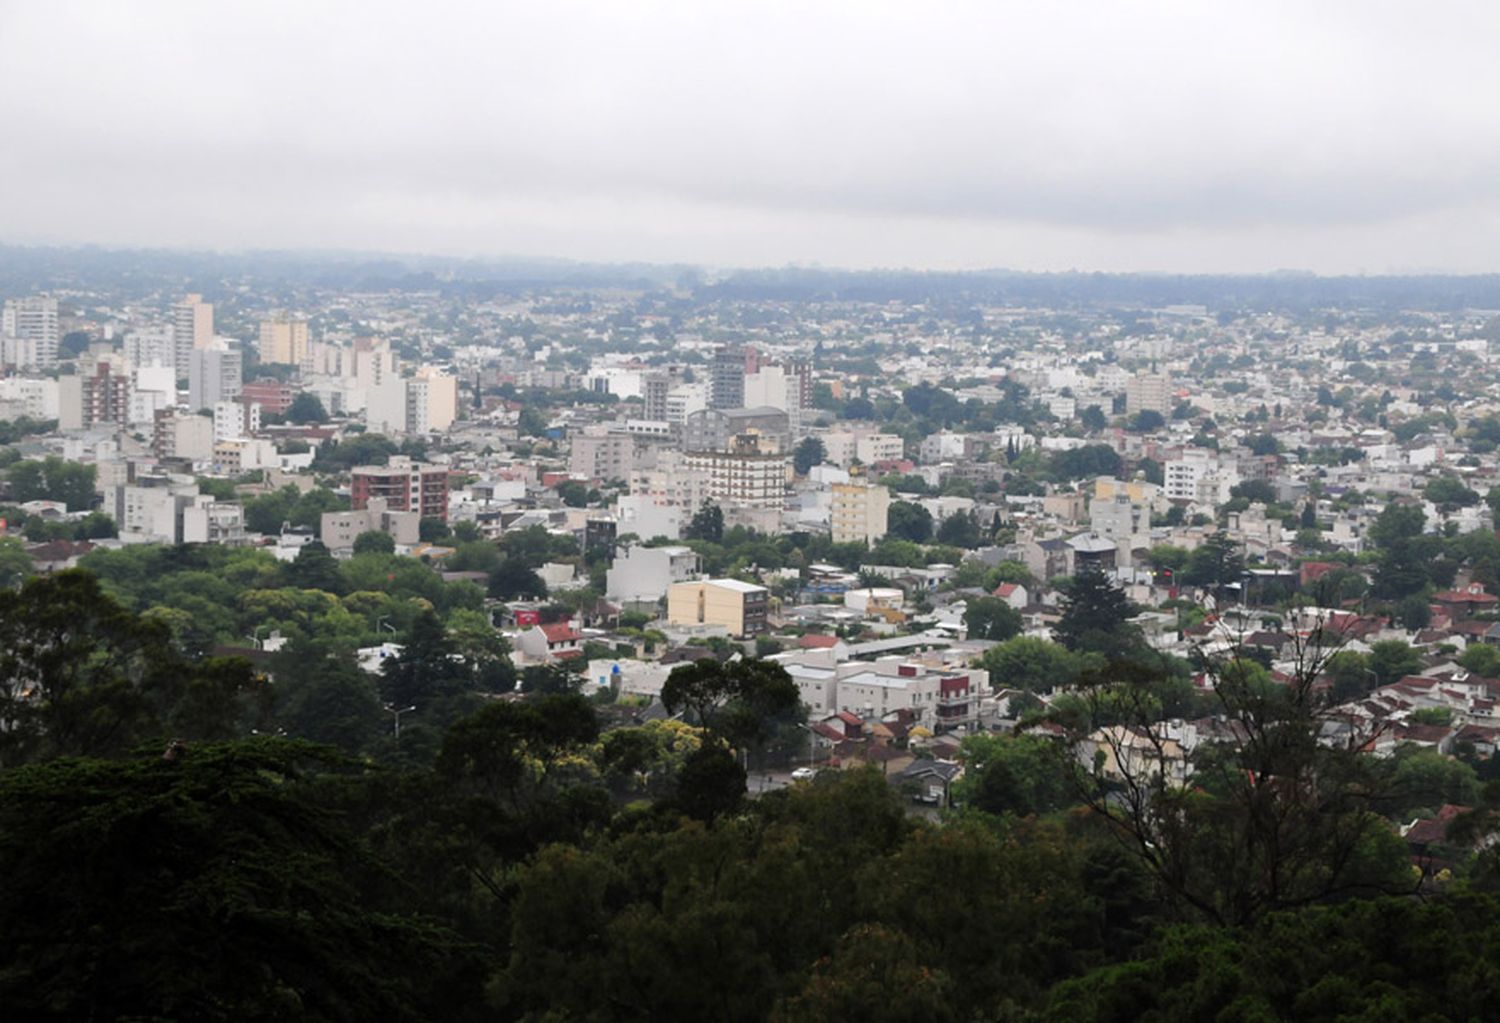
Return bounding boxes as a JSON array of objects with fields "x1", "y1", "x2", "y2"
[
  {"x1": 3, "y1": 295, "x2": 60, "y2": 369},
  {"x1": 173, "y1": 294, "x2": 214, "y2": 379},
  {"x1": 258, "y1": 312, "x2": 310, "y2": 366}
]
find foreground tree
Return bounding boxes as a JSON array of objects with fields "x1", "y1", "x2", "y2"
[
  {"x1": 0, "y1": 739, "x2": 483, "y2": 1020},
  {"x1": 1070, "y1": 624, "x2": 1413, "y2": 926},
  {"x1": 661, "y1": 657, "x2": 802, "y2": 752},
  {"x1": 1054, "y1": 568, "x2": 1141, "y2": 660},
  {"x1": 0, "y1": 570, "x2": 264, "y2": 766}
]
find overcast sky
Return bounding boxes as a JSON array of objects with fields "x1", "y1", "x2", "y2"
[{"x1": 3, "y1": 1, "x2": 1499, "y2": 274}]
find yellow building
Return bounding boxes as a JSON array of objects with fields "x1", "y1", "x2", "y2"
[
  {"x1": 666, "y1": 578, "x2": 769, "y2": 637},
  {"x1": 831, "y1": 482, "x2": 890, "y2": 545},
  {"x1": 258, "y1": 313, "x2": 310, "y2": 366},
  {"x1": 1093, "y1": 475, "x2": 1160, "y2": 504}
]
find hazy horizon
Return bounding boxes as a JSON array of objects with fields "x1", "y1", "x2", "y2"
[{"x1": 6, "y1": 2, "x2": 1500, "y2": 275}]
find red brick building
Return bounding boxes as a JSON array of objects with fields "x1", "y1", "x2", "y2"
[
  {"x1": 350, "y1": 457, "x2": 450, "y2": 521},
  {"x1": 240, "y1": 378, "x2": 296, "y2": 415}
]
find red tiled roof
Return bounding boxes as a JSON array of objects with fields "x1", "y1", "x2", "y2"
[
  {"x1": 1434, "y1": 589, "x2": 1498, "y2": 604},
  {"x1": 541, "y1": 622, "x2": 580, "y2": 643},
  {"x1": 799, "y1": 634, "x2": 841, "y2": 649}
]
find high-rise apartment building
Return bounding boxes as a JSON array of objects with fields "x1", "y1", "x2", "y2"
[
  {"x1": 59, "y1": 360, "x2": 132, "y2": 430},
  {"x1": 188, "y1": 341, "x2": 243, "y2": 410},
  {"x1": 831, "y1": 482, "x2": 891, "y2": 546},
  {"x1": 711, "y1": 345, "x2": 750, "y2": 410},
  {"x1": 367, "y1": 369, "x2": 457, "y2": 434},
  {"x1": 214, "y1": 398, "x2": 262, "y2": 441},
  {"x1": 124, "y1": 328, "x2": 176, "y2": 370},
  {"x1": 173, "y1": 294, "x2": 214, "y2": 378},
  {"x1": 3, "y1": 295, "x2": 60, "y2": 368},
  {"x1": 680, "y1": 434, "x2": 789, "y2": 509},
  {"x1": 351, "y1": 456, "x2": 450, "y2": 522},
  {"x1": 1125, "y1": 370, "x2": 1173, "y2": 416},
  {"x1": 258, "y1": 312, "x2": 310, "y2": 366},
  {"x1": 643, "y1": 369, "x2": 673, "y2": 422}
]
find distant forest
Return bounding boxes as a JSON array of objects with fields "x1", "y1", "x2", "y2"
[{"x1": 7, "y1": 243, "x2": 1500, "y2": 312}]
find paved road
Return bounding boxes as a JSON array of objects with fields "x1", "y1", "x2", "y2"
[{"x1": 747, "y1": 771, "x2": 794, "y2": 796}]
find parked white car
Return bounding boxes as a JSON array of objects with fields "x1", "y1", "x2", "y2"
[{"x1": 790, "y1": 767, "x2": 816, "y2": 781}]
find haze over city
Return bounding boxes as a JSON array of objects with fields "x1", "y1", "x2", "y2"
[
  {"x1": 5, "y1": 1, "x2": 1500, "y2": 273},
  {"x1": 12, "y1": 4, "x2": 1500, "y2": 1021}
]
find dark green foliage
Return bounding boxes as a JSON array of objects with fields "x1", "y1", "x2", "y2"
[
  {"x1": 420, "y1": 516, "x2": 452, "y2": 542},
  {"x1": 5, "y1": 455, "x2": 97, "y2": 510},
  {"x1": 379, "y1": 610, "x2": 479, "y2": 724},
  {"x1": 0, "y1": 570, "x2": 265, "y2": 766},
  {"x1": 0, "y1": 416, "x2": 57, "y2": 444},
  {"x1": 935, "y1": 508, "x2": 982, "y2": 547},
  {"x1": 0, "y1": 740, "x2": 483, "y2": 1021},
  {"x1": 672, "y1": 742, "x2": 747, "y2": 821},
  {"x1": 1046, "y1": 895, "x2": 1500, "y2": 1022},
  {"x1": 963, "y1": 595, "x2": 1023, "y2": 641},
  {"x1": 285, "y1": 390, "x2": 329, "y2": 423},
  {"x1": 286, "y1": 540, "x2": 345, "y2": 593},
  {"x1": 1054, "y1": 568, "x2": 1140, "y2": 660},
  {"x1": 556, "y1": 479, "x2": 588, "y2": 506},
  {"x1": 310, "y1": 432, "x2": 401, "y2": 471},
  {"x1": 887, "y1": 499, "x2": 933, "y2": 542},
  {"x1": 1050, "y1": 444, "x2": 1122, "y2": 481},
  {"x1": 661, "y1": 657, "x2": 802, "y2": 750},
  {"x1": 488, "y1": 557, "x2": 548, "y2": 600},
  {"x1": 683, "y1": 500, "x2": 725, "y2": 542},
  {"x1": 1180, "y1": 531, "x2": 1245, "y2": 594},
  {"x1": 954, "y1": 733, "x2": 1079, "y2": 817},
  {"x1": 352, "y1": 529, "x2": 396, "y2": 555},
  {"x1": 1424, "y1": 474, "x2": 1481, "y2": 510},
  {"x1": 270, "y1": 638, "x2": 385, "y2": 754},
  {"x1": 793, "y1": 436, "x2": 826, "y2": 475},
  {"x1": 243, "y1": 484, "x2": 348, "y2": 535}
]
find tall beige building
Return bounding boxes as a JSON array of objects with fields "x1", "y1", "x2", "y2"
[
  {"x1": 831, "y1": 482, "x2": 891, "y2": 546},
  {"x1": 1125, "y1": 371, "x2": 1172, "y2": 416},
  {"x1": 258, "y1": 313, "x2": 310, "y2": 366},
  {"x1": 172, "y1": 294, "x2": 214, "y2": 378}
]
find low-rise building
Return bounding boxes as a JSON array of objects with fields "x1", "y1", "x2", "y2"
[{"x1": 666, "y1": 578, "x2": 770, "y2": 636}]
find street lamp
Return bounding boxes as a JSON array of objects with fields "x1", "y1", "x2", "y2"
[
  {"x1": 376, "y1": 616, "x2": 397, "y2": 635},
  {"x1": 384, "y1": 703, "x2": 417, "y2": 739},
  {"x1": 794, "y1": 721, "x2": 816, "y2": 771}
]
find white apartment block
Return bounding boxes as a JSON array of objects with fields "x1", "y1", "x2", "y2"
[
  {"x1": 2, "y1": 295, "x2": 60, "y2": 369},
  {"x1": 367, "y1": 370, "x2": 458, "y2": 434},
  {"x1": 680, "y1": 449, "x2": 789, "y2": 508},
  {"x1": 188, "y1": 341, "x2": 242, "y2": 410},
  {"x1": 605, "y1": 544, "x2": 701, "y2": 604},
  {"x1": 214, "y1": 399, "x2": 261, "y2": 441},
  {"x1": 665, "y1": 382, "x2": 709, "y2": 427},
  {"x1": 777, "y1": 652, "x2": 989, "y2": 734},
  {"x1": 0, "y1": 376, "x2": 60, "y2": 420},
  {"x1": 124, "y1": 328, "x2": 177, "y2": 371},
  {"x1": 1163, "y1": 449, "x2": 1230, "y2": 501}
]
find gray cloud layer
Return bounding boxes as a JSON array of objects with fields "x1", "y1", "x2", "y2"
[{"x1": 3, "y1": 1, "x2": 1499, "y2": 272}]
